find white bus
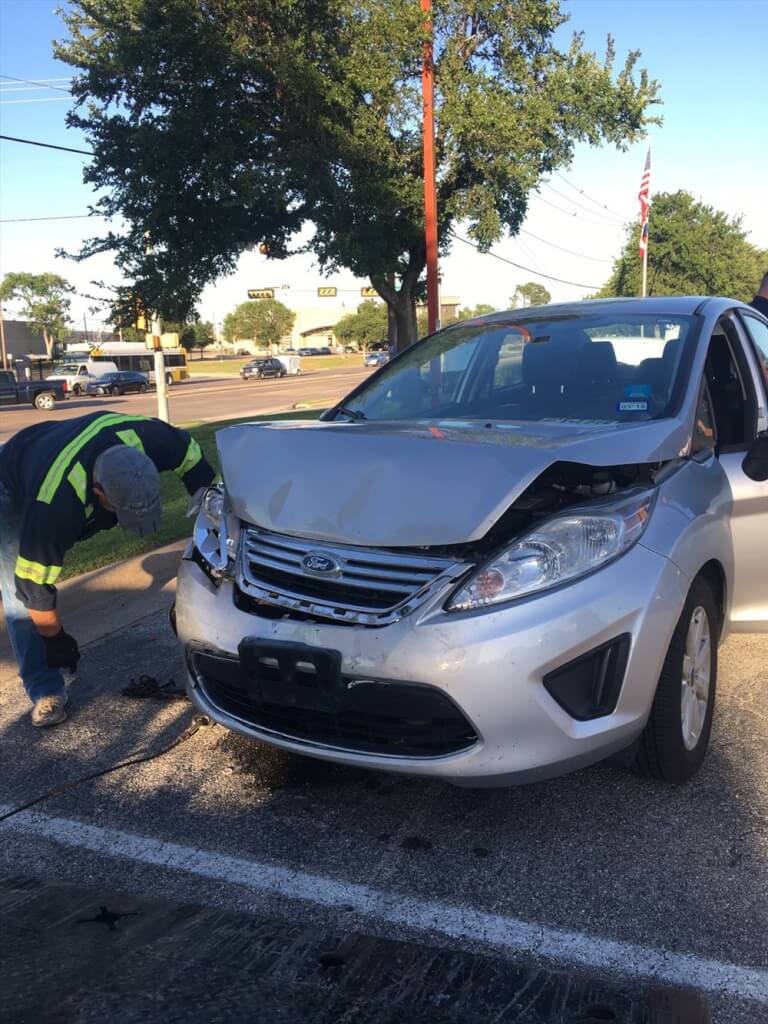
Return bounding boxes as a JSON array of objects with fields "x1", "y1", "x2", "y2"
[{"x1": 84, "y1": 343, "x2": 189, "y2": 386}]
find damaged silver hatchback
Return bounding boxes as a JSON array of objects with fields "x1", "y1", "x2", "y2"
[{"x1": 176, "y1": 297, "x2": 768, "y2": 785}]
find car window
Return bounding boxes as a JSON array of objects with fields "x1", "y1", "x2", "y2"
[
  {"x1": 338, "y1": 313, "x2": 695, "y2": 424},
  {"x1": 741, "y1": 314, "x2": 768, "y2": 393}
]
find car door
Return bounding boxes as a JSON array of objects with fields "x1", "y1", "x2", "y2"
[
  {"x1": 0, "y1": 370, "x2": 16, "y2": 405},
  {"x1": 710, "y1": 312, "x2": 768, "y2": 632}
]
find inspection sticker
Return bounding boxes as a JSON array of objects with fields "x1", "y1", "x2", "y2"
[
  {"x1": 618, "y1": 400, "x2": 649, "y2": 412},
  {"x1": 624, "y1": 383, "x2": 652, "y2": 399}
]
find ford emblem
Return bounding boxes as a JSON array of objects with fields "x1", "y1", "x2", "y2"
[{"x1": 302, "y1": 552, "x2": 341, "y2": 576}]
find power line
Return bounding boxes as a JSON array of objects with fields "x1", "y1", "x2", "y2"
[
  {"x1": 0, "y1": 73, "x2": 71, "y2": 93},
  {"x1": 519, "y1": 229, "x2": 615, "y2": 265},
  {"x1": 542, "y1": 181, "x2": 625, "y2": 223},
  {"x1": 531, "y1": 193, "x2": 625, "y2": 229},
  {"x1": 0, "y1": 214, "x2": 101, "y2": 223},
  {"x1": 450, "y1": 231, "x2": 601, "y2": 290},
  {"x1": 0, "y1": 97, "x2": 71, "y2": 105},
  {"x1": 0, "y1": 134, "x2": 93, "y2": 156},
  {"x1": 554, "y1": 171, "x2": 631, "y2": 221}
]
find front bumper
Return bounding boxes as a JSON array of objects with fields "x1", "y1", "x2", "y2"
[{"x1": 175, "y1": 542, "x2": 690, "y2": 786}]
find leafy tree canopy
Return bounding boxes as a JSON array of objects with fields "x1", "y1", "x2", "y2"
[
  {"x1": 446, "y1": 303, "x2": 498, "y2": 324},
  {"x1": 334, "y1": 301, "x2": 388, "y2": 349},
  {"x1": 56, "y1": 0, "x2": 660, "y2": 347},
  {"x1": 223, "y1": 299, "x2": 295, "y2": 349},
  {"x1": 0, "y1": 272, "x2": 74, "y2": 357},
  {"x1": 511, "y1": 282, "x2": 551, "y2": 307},
  {"x1": 598, "y1": 191, "x2": 768, "y2": 301}
]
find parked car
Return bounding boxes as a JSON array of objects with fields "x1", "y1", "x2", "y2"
[
  {"x1": 343, "y1": 345, "x2": 357, "y2": 354},
  {"x1": 85, "y1": 370, "x2": 149, "y2": 396},
  {"x1": 298, "y1": 347, "x2": 321, "y2": 357},
  {"x1": 0, "y1": 369, "x2": 66, "y2": 411},
  {"x1": 317, "y1": 346, "x2": 332, "y2": 356},
  {"x1": 45, "y1": 358, "x2": 119, "y2": 396},
  {"x1": 240, "y1": 358, "x2": 286, "y2": 380},
  {"x1": 176, "y1": 297, "x2": 768, "y2": 787},
  {"x1": 364, "y1": 351, "x2": 388, "y2": 367}
]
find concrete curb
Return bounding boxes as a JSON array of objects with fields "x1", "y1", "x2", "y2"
[{"x1": 0, "y1": 540, "x2": 185, "y2": 683}]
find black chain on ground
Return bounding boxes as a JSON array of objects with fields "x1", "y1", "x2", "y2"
[{"x1": 122, "y1": 674, "x2": 187, "y2": 700}]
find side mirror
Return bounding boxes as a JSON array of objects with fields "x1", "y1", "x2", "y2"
[{"x1": 743, "y1": 435, "x2": 768, "y2": 481}]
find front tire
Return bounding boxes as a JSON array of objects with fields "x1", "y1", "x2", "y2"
[
  {"x1": 139, "y1": 383, "x2": 148, "y2": 394},
  {"x1": 166, "y1": 373, "x2": 173, "y2": 387},
  {"x1": 72, "y1": 384, "x2": 82, "y2": 396},
  {"x1": 633, "y1": 576, "x2": 718, "y2": 783}
]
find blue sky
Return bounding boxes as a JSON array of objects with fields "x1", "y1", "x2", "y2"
[{"x1": 1, "y1": 0, "x2": 766, "y2": 328}]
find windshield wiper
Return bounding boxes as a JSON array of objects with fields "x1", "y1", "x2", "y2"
[{"x1": 335, "y1": 406, "x2": 367, "y2": 422}]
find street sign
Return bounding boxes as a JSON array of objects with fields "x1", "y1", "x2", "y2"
[
  {"x1": 360, "y1": 287, "x2": 378, "y2": 298},
  {"x1": 317, "y1": 287, "x2": 338, "y2": 298},
  {"x1": 247, "y1": 288, "x2": 275, "y2": 299}
]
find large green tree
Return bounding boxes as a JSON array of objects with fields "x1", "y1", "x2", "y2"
[
  {"x1": 511, "y1": 282, "x2": 551, "y2": 307},
  {"x1": 0, "y1": 272, "x2": 74, "y2": 357},
  {"x1": 598, "y1": 191, "x2": 767, "y2": 301},
  {"x1": 56, "y1": 0, "x2": 660, "y2": 349},
  {"x1": 334, "y1": 301, "x2": 388, "y2": 350},
  {"x1": 223, "y1": 299, "x2": 295, "y2": 350}
]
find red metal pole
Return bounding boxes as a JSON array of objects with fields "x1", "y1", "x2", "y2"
[{"x1": 421, "y1": 0, "x2": 439, "y2": 334}]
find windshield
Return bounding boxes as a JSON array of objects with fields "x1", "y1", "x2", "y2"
[
  {"x1": 336, "y1": 313, "x2": 695, "y2": 424},
  {"x1": 51, "y1": 363, "x2": 81, "y2": 374}
]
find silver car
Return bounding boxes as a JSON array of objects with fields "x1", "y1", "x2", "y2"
[{"x1": 176, "y1": 297, "x2": 768, "y2": 785}]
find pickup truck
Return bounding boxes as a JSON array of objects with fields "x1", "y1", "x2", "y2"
[{"x1": 0, "y1": 369, "x2": 67, "y2": 411}]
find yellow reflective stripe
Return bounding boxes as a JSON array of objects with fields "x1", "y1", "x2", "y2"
[
  {"x1": 15, "y1": 557, "x2": 62, "y2": 586},
  {"x1": 116, "y1": 429, "x2": 145, "y2": 453},
  {"x1": 67, "y1": 461, "x2": 88, "y2": 505},
  {"x1": 85, "y1": 504, "x2": 94, "y2": 518},
  {"x1": 37, "y1": 414, "x2": 149, "y2": 504},
  {"x1": 175, "y1": 437, "x2": 202, "y2": 478}
]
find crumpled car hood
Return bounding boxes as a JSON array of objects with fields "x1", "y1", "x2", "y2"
[{"x1": 217, "y1": 417, "x2": 689, "y2": 547}]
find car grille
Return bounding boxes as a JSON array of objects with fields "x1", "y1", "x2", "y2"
[
  {"x1": 237, "y1": 527, "x2": 471, "y2": 626},
  {"x1": 191, "y1": 651, "x2": 478, "y2": 758}
]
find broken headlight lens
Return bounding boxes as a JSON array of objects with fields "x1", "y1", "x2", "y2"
[
  {"x1": 448, "y1": 491, "x2": 655, "y2": 612},
  {"x1": 193, "y1": 484, "x2": 236, "y2": 574}
]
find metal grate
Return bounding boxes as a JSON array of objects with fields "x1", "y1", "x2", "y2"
[
  {"x1": 237, "y1": 527, "x2": 471, "y2": 626},
  {"x1": 192, "y1": 651, "x2": 478, "y2": 758}
]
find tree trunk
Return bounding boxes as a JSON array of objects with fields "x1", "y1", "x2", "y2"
[
  {"x1": 43, "y1": 330, "x2": 53, "y2": 359},
  {"x1": 372, "y1": 271, "x2": 420, "y2": 354},
  {"x1": 390, "y1": 293, "x2": 417, "y2": 352}
]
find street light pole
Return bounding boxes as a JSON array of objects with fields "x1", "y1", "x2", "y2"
[
  {"x1": 421, "y1": 0, "x2": 439, "y2": 335},
  {"x1": 0, "y1": 301, "x2": 7, "y2": 370}
]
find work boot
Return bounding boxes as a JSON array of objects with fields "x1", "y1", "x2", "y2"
[{"x1": 31, "y1": 693, "x2": 69, "y2": 728}]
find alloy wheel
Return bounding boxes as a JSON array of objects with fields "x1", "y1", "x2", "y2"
[{"x1": 681, "y1": 606, "x2": 712, "y2": 751}]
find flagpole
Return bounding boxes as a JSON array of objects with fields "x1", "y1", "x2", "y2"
[{"x1": 641, "y1": 240, "x2": 648, "y2": 298}]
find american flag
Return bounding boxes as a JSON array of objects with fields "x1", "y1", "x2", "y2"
[{"x1": 638, "y1": 149, "x2": 651, "y2": 259}]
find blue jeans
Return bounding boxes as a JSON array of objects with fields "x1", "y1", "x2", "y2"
[{"x1": 0, "y1": 482, "x2": 65, "y2": 702}]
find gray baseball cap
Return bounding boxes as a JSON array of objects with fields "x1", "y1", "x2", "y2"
[{"x1": 93, "y1": 445, "x2": 162, "y2": 536}]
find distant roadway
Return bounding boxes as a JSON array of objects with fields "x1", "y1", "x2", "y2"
[{"x1": 0, "y1": 366, "x2": 372, "y2": 444}]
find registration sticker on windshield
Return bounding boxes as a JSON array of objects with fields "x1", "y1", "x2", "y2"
[{"x1": 617, "y1": 400, "x2": 649, "y2": 413}]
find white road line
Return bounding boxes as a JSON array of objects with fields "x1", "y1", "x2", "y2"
[{"x1": 3, "y1": 805, "x2": 767, "y2": 1004}]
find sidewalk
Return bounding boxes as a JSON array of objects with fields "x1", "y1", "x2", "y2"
[{"x1": 0, "y1": 540, "x2": 184, "y2": 685}]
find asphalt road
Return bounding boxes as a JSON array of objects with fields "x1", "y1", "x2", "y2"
[
  {"x1": 0, "y1": 366, "x2": 371, "y2": 443},
  {"x1": 0, "y1": 596, "x2": 766, "y2": 1022}
]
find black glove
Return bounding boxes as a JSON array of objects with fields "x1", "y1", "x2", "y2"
[{"x1": 42, "y1": 629, "x2": 80, "y2": 672}]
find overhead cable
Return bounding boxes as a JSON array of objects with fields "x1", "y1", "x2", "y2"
[
  {"x1": 554, "y1": 171, "x2": 630, "y2": 221},
  {"x1": 0, "y1": 73, "x2": 71, "y2": 93},
  {"x1": 0, "y1": 134, "x2": 93, "y2": 156},
  {"x1": 450, "y1": 231, "x2": 601, "y2": 290},
  {"x1": 520, "y1": 229, "x2": 615, "y2": 264}
]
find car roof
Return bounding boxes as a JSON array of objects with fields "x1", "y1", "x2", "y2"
[{"x1": 464, "y1": 296, "x2": 751, "y2": 327}]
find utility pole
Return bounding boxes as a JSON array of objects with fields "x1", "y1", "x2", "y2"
[
  {"x1": 0, "y1": 301, "x2": 7, "y2": 370},
  {"x1": 145, "y1": 231, "x2": 170, "y2": 422},
  {"x1": 421, "y1": 0, "x2": 439, "y2": 334},
  {"x1": 151, "y1": 311, "x2": 170, "y2": 422}
]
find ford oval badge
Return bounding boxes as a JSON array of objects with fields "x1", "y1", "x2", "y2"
[{"x1": 302, "y1": 552, "x2": 341, "y2": 576}]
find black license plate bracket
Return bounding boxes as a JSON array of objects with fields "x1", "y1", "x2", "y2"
[{"x1": 238, "y1": 640, "x2": 343, "y2": 712}]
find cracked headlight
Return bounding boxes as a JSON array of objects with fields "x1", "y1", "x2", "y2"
[
  {"x1": 193, "y1": 485, "x2": 238, "y2": 574},
  {"x1": 448, "y1": 491, "x2": 655, "y2": 612}
]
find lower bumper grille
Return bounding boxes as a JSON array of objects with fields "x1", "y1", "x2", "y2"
[{"x1": 191, "y1": 650, "x2": 477, "y2": 758}]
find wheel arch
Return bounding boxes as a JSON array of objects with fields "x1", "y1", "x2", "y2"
[{"x1": 695, "y1": 559, "x2": 727, "y2": 640}]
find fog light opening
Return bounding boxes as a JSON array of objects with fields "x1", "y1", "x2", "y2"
[{"x1": 543, "y1": 635, "x2": 631, "y2": 721}]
